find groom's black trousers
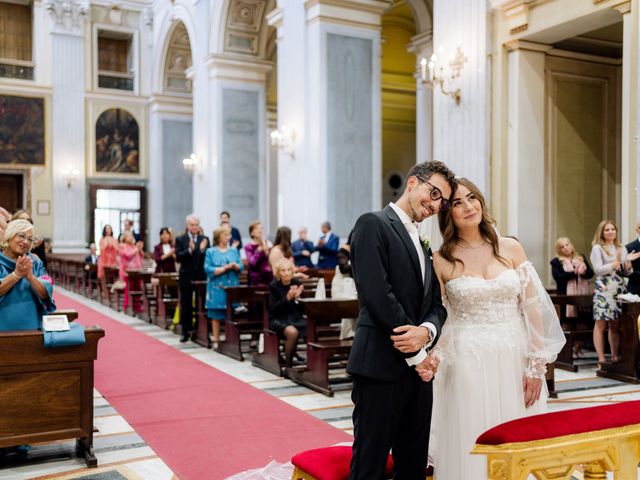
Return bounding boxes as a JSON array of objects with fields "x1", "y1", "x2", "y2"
[{"x1": 349, "y1": 370, "x2": 432, "y2": 480}]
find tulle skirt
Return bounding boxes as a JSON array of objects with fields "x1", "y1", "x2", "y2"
[{"x1": 430, "y1": 327, "x2": 547, "y2": 480}]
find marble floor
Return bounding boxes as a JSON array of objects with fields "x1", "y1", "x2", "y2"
[{"x1": 2, "y1": 287, "x2": 639, "y2": 479}]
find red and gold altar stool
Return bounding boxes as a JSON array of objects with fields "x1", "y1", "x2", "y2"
[
  {"x1": 471, "y1": 400, "x2": 640, "y2": 480},
  {"x1": 290, "y1": 445, "x2": 433, "y2": 480}
]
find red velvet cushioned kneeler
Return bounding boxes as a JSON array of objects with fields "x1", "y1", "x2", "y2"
[
  {"x1": 477, "y1": 400, "x2": 640, "y2": 445},
  {"x1": 291, "y1": 446, "x2": 393, "y2": 480}
]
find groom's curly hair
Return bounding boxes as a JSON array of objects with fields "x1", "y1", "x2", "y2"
[{"x1": 405, "y1": 161, "x2": 456, "y2": 192}]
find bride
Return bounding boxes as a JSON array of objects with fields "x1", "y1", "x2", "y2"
[{"x1": 421, "y1": 178, "x2": 565, "y2": 479}]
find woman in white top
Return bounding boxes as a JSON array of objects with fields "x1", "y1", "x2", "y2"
[{"x1": 590, "y1": 220, "x2": 639, "y2": 367}]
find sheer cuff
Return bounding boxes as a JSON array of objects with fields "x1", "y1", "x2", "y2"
[{"x1": 525, "y1": 353, "x2": 551, "y2": 379}]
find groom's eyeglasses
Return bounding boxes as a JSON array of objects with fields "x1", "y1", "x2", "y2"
[{"x1": 416, "y1": 177, "x2": 450, "y2": 211}]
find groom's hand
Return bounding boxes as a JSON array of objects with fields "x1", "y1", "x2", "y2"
[{"x1": 391, "y1": 325, "x2": 431, "y2": 353}]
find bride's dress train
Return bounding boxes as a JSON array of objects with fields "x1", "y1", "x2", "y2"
[{"x1": 430, "y1": 262, "x2": 565, "y2": 480}]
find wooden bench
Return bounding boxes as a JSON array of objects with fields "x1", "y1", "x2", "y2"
[
  {"x1": 102, "y1": 266, "x2": 123, "y2": 310},
  {"x1": 218, "y1": 286, "x2": 269, "y2": 361},
  {"x1": 550, "y1": 294, "x2": 594, "y2": 372},
  {"x1": 0, "y1": 316, "x2": 105, "y2": 467},
  {"x1": 192, "y1": 280, "x2": 210, "y2": 348},
  {"x1": 598, "y1": 301, "x2": 640, "y2": 383},
  {"x1": 288, "y1": 298, "x2": 359, "y2": 396},
  {"x1": 125, "y1": 269, "x2": 153, "y2": 319},
  {"x1": 472, "y1": 400, "x2": 640, "y2": 479},
  {"x1": 153, "y1": 273, "x2": 179, "y2": 329}
]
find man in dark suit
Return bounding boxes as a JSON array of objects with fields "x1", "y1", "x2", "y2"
[
  {"x1": 292, "y1": 227, "x2": 315, "y2": 268},
  {"x1": 626, "y1": 221, "x2": 640, "y2": 294},
  {"x1": 220, "y1": 211, "x2": 242, "y2": 250},
  {"x1": 347, "y1": 161, "x2": 455, "y2": 479},
  {"x1": 315, "y1": 222, "x2": 339, "y2": 268},
  {"x1": 175, "y1": 214, "x2": 210, "y2": 342}
]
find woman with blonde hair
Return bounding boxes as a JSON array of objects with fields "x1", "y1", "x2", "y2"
[
  {"x1": 424, "y1": 177, "x2": 565, "y2": 479},
  {"x1": 590, "y1": 220, "x2": 639, "y2": 367},
  {"x1": 551, "y1": 237, "x2": 594, "y2": 311},
  {"x1": 119, "y1": 231, "x2": 144, "y2": 313},
  {"x1": 0, "y1": 219, "x2": 55, "y2": 330}
]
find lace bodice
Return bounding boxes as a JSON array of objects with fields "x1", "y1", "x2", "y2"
[
  {"x1": 445, "y1": 269, "x2": 521, "y2": 327},
  {"x1": 438, "y1": 262, "x2": 566, "y2": 379}
]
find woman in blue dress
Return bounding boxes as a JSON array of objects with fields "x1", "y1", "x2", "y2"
[
  {"x1": 204, "y1": 226, "x2": 243, "y2": 350},
  {"x1": 0, "y1": 219, "x2": 55, "y2": 330}
]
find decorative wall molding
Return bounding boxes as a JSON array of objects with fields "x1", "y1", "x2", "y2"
[
  {"x1": 491, "y1": 0, "x2": 537, "y2": 35},
  {"x1": 612, "y1": 1, "x2": 631, "y2": 15},
  {"x1": 46, "y1": 0, "x2": 88, "y2": 35},
  {"x1": 224, "y1": 0, "x2": 267, "y2": 55},
  {"x1": 164, "y1": 23, "x2": 193, "y2": 94}
]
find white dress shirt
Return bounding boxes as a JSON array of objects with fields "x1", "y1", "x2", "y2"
[{"x1": 389, "y1": 202, "x2": 436, "y2": 366}]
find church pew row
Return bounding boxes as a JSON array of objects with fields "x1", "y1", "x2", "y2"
[
  {"x1": 287, "y1": 298, "x2": 359, "y2": 397},
  {"x1": 0, "y1": 311, "x2": 105, "y2": 468}
]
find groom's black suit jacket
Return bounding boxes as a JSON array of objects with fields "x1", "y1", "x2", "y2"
[{"x1": 347, "y1": 205, "x2": 447, "y2": 382}]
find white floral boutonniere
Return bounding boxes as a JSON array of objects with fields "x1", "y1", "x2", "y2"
[{"x1": 420, "y1": 233, "x2": 430, "y2": 251}]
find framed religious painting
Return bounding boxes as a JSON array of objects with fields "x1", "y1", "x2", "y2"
[
  {"x1": 95, "y1": 107, "x2": 140, "y2": 174},
  {"x1": 0, "y1": 94, "x2": 45, "y2": 166}
]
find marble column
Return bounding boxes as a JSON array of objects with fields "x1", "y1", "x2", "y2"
[
  {"x1": 505, "y1": 41, "x2": 549, "y2": 271},
  {"x1": 269, "y1": 0, "x2": 388, "y2": 239},
  {"x1": 432, "y1": 0, "x2": 490, "y2": 194},
  {"x1": 614, "y1": 2, "x2": 637, "y2": 240},
  {"x1": 47, "y1": 0, "x2": 88, "y2": 252},
  {"x1": 193, "y1": 56, "x2": 271, "y2": 237},
  {"x1": 409, "y1": 31, "x2": 434, "y2": 164}
]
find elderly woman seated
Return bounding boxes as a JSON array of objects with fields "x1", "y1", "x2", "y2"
[{"x1": 0, "y1": 219, "x2": 55, "y2": 330}]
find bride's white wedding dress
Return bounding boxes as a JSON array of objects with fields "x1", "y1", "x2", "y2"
[{"x1": 430, "y1": 261, "x2": 565, "y2": 480}]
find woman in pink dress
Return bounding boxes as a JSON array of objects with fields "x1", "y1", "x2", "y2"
[
  {"x1": 98, "y1": 225, "x2": 118, "y2": 279},
  {"x1": 119, "y1": 231, "x2": 144, "y2": 312}
]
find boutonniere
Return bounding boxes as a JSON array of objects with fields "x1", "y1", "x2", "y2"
[{"x1": 420, "y1": 233, "x2": 430, "y2": 251}]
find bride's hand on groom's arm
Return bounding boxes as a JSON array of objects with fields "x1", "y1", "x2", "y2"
[
  {"x1": 391, "y1": 325, "x2": 431, "y2": 353},
  {"x1": 522, "y1": 376, "x2": 542, "y2": 408}
]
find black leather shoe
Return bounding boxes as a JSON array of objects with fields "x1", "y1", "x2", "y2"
[{"x1": 179, "y1": 335, "x2": 189, "y2": 343}]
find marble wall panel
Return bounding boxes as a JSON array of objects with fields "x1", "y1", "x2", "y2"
[
  {"x1": 222, "y1": 88, "x2": 260, "y2": 235},
  {"x1": 326, "y1": 33, "x2": 373, "y2": 237},
  {"x1": 161, "y1": 119, "x2": 193, "y2": 232}
]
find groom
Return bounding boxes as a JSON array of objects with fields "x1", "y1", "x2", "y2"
[{"x1": 347, "y1": 161, "x2": 455, "y2": 479}]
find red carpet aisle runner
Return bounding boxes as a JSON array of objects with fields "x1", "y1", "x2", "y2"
[{"x1": 54, "y1": 292, "x2": 351, "y2": 479}]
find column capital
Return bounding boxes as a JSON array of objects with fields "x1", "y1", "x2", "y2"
[
  {"x1": 612, "y1": 1, "x2": 631, "y2": 15},
  {"x1": 206, "y1": 54, "x2": 273, "y2": 83},
  {"x1": 408, "y1": 30, "x2": 433, "y2": 56},
  {"x1": 505, "y1": 40, "x2": 551, "y2": 53},
  {"x1": 305, "y1": 0, "x2": 392, "y2": 30},
  {"x1": 491, "y1": 0, "x2": 536, "y2": 35},
  {"x1": 46, "y1": 0, "x2": 88, "y2": 36}
]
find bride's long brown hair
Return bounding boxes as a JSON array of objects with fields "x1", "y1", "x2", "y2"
[{"x1": 437, "y1": 177, "x2": 508, "y2": 268}]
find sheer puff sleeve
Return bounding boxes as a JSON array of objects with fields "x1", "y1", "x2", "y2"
[{"x1": 517, "y1": 261, "x2": 566, "y2": 379}]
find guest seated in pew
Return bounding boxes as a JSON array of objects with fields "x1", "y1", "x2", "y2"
[
  {"x1": 119, "y1": 231, "x2": 145, "y2": 314},
  {"x1": 269, "y1": 258, "x2": 306, "y2": 369},
  {"x1": 153, "y1": 227, "x2": 176, "y2": 273},
  {"x1": 245, "y1": 221, "x2": 273, "y2": 286},
  {"x1": 85, "y1": 243, "x2": 98, "y2": 281},
  {"x1": 550, "y1": 237, "x2": 594, "y2": 358},
  {"x1": 204, "y1": 227, "x2": 243, "y2": 350},
  {"x1": 12, "y1": 209, "x2": 47, "y2": 269},
  {"x1": 331, "y1": 245, "x2": 358, "y2": 340},
  {"x1": 0, "y1": 219, "x2": 55, "y2": 330}
]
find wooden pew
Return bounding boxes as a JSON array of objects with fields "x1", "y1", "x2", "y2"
[
  {"x1": 193, "y1": 280, "x2": 210, "y2": 348},
  {"x1": 549, "y1": 294, "x2": 594, "y2": 372},
  {"x1": 218, "y1": 286, "x2": 269, "y2": 361},
  {"x1": 288, "y1": 298, "x2": 359, "y2": 396},
  {"x1": 125, "y1": 269, "x2": 153, "y2": 318},
  {"x1": 252, "y1": 280, "x2": 326, "y2": 376},
  {"x1": 598, "y1": 301, "x2": 640, "y2": 383},
  {"x1": 103, "y1": 266, "x2": 123, "y2": 311},
  {"x1": 154, "y1": 273, "x2": 179, "y2": 329},
  {"x1": 0, "y1": 323, "x2": 105, "y2": 467}
]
